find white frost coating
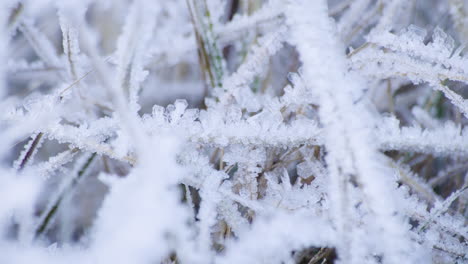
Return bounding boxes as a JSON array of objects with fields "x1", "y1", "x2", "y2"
[
  {"x1": 12, "y1": 133, "x2": 44, "y2": 170},
  {"x1": 372, "y1": 0, "x2": 406, "y2": 33},
  {"x1": 0, "y1": 243, "x2": 87, "y2": 264},
  {"x1": 196, "y1": 172, "x2": 222, "y2": 263},
  {"x1": 78, "y1": 9, "x2": 147, "y2": 159},
  {"x1": 0, "y1": 2, "x2": 10, "y2": 100},
  {"x1": 216, "y1": 0, "x2": 284, "y2": 44},
  {"x1": 218, "y1": 212, "x2": 335, "y2": 264},
  {"x1": 352, "y1": 25, "x2": 468, "y2": 118},
  {"x1": 113, "y1": 0, "x2": 159, "y2": 113},
  {"x1": 57, "y1": 1, "x2": 86, "y2": 104},
  {"x1": 449, "y1": 0, "x2": 468, "y2": 45},
  {"x1": 337, "y1": 0, "x2": 371, "y2": 38},
  {"x1": 90, "y1": 136, "x2": 191, "y2": 264},
  {"x1": 286, "y1": 0, "x2": 422, "y2": 263},
  {"x1": 0, "y1": 168, "x2": 41, "y2": 242},
  {"x1": 18, "y1": 19, "x2": 62, "y2": 69},
  {"x1": 217, "y1": 25, "x2": 287, "y2": 111},
  {"x1": 1, "y1": 1, "x2": 467, "y2": 263},
  {"x1": 33, "y1": 149, "x2": 78, "y2": 178},
  {"x1": 377, "y1": 116, "x2": 468, "y2": 157}
]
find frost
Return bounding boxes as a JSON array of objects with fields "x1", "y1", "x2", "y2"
[{"x1": 0, "y1": 1, "x2": 467, "y2": 264}]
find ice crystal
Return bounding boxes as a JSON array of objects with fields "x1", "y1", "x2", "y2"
[{"x1": 0, "y1": 1, "x2": 467, "y2": 263}]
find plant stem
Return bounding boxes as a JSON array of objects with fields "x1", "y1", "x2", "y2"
[{"x1": 35, "y1": 152, "x2": 97, "y2": 238}]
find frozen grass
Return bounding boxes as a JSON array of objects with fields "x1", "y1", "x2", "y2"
[{"x1": 0, "y1": 0, "x2": 467, "y2": 263}]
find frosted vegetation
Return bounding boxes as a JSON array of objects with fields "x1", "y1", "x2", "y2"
[{"x1": 0, "y1": 0, "x2": 467, "y2": 263}]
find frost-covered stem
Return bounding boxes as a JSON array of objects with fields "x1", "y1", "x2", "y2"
[
  {"x1": 350, "y1": 49, "x2": 468, "y2": 118},
  {"x1": 59, "y1": 15, "x2": 80, "y2": 82},
  {"x1": 14, "y1": 9, "x2": 70, "y2": 173},
  {"x1": 458, "y1": 173, "x2": 468, "y2": 214},
  {"x1": 187, "y1": 0, "x2": 225, "y2": 89},
  {"x1": 34, "y1": 148, "x2": 79, "y2": 178},
  {"x1": 418, "y1": 183, "x2": 468, "y2": 232},
  {"x1": 219, "y1": 26, "x2": 286, "y2": 104},
  {"x1": 18, "y1": 20, "x2": 62, "y2": 70},
  {"x1": 329, "y1": 0, "x2": 353, "y2": 16},
  {"x1": 287, "y1": 0, "x2": 416, "y2": 262},
  {"x1": 372, "y1": 0, "x2": 405, "y2": 33},
  {"x1": 391, "y1": 161, "x2": 440, "y2": 204},
  {"x1": 377, "y1": 118, "x2": 468, "y2": 157},
  {"x1": 432, "y1": 81, "x2": 468, "y2": 119},
  {"x1": 449, "y1": 0, "x2": 468, "y2": 45},
  {"x1": 43, "y1": 124, "x2": 136, "y2": 164},
  {"x1": 14, "y1": 132, "x2": 44, "y2": 171},
  {"x1": 79, "y1": 23, "x2": 146, "y2": 158},
  {"x1": 113, "y1": 0, "x2": 158, "y2": 113},
  {"x1": 35, "y1": 152, "x2": 96, "y2": 238},
  {"x1": 0, "y1": 2, "x2": 13, "y2": 100},
  {"x1": 429, "y1": 163, "x2": 468, "y2": 187},
  {"x1": 307, "y1": 248, "x2": 334, "y2": 264},
  {"x1": 197, "y1": 177, "x2": 220, "y2": 262},
  {"x1": 4, "y1": 4, "x2": 52, "y2": 168},
  {"x1": 343, "y1": 2, "x2": 381, "y2": 44},
  {"x1": 216, "y1": 1, "x2": 284, "y2": 44},
  {"x1": 337, "y1": 0, "x2": 372, "y2": 39},
  {"x1": 218, "y1": 213, "x2": 335, "y2": 263},
  {"x1": 184, "y1": 184, "x2": 195, "y2": 213},
  {"x1": 6, "y1": 2, "x2": 23, "y2": 30},
  {"x1": 57, "y1": 6, "x2": 88, "y2": 105}
]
